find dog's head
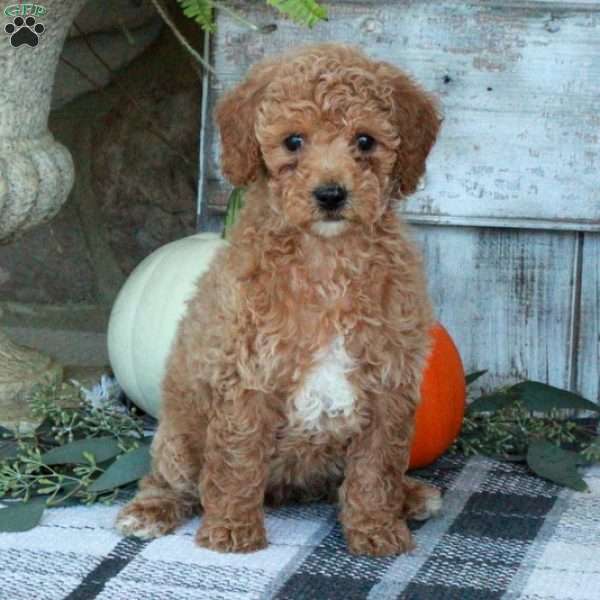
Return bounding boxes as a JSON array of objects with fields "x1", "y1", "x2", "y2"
[{"x1": 216, "y1": 44, "x2": 440, "y2": 235}]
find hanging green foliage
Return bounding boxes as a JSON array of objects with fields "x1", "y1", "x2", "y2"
[
  {"x1": 175, "y1": 0, "x2": 327, "y2": 32},
  {"x1": 175, "y1": 0, "x2": 216, "y2": 32},
  {"x1": 265, "y1": 0, "x2": 328, "y2": 28}
]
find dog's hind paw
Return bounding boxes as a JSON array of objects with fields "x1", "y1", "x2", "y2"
[
  {"x1": 116, "y1": 496, "x2": 190, "y2": 539},
  {"x1": 403, "y1": 477, "x2": 443, "y2": 521}
]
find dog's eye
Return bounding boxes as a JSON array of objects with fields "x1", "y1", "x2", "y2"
[
  {"x1": 356, "y1": 134, "x2": 376, "y2": 152},
  {"x1": 283, "y1": 134, "x2": 304, "y2": 152}
]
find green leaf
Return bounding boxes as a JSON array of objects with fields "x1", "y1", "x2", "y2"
[
  {"x1": 0, "y1": 440, "x2": 19, "y2": 461},
  {"x1": 266, "y1": 0, "x2": 328, "y2": 27},
  {"x1": 0, "y1": 425, "x2": 14, "y2": 438},
  {"x1": 468, "y1": 392, "x2": 516, "y2": 413},
  {"x1": 88, "y1": 444, "x2": 151, "y2": 493},
  {"x1": 526, "y1": 439, "x2": 588, "y2": 491},
  {"x1": 176, "y1": 0, "x2": 215, "y2": 32},
  {"x1": 466, "y1": 370, "x2": 488, "y2": 385},
  {"x1": 223, "y1": 187, "x2": 246, "y2": 240},
  {"x1": 511, "y1": 381, "x2": 600, "y2": 414},
  {"x1": 575, "y1": 454, "x2": 595, "y2": 467},
  {"x1": 34, "y1": 418, "x2": 56, "y2": 445},
  {"x1": 42, "y1": 436, "x2": 123, "y2": 466},
  {"x1": 34, "y1": 417, "x2": 53, "y2": 434},
  {"x1": 0, "y1": 497, "x2": 46, "y2": 532},
  {"x1": 48, "y1": 482, "x2": 83, "y2": 507}
]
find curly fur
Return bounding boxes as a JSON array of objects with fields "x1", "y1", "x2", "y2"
[{"x1": 116, "y1": 44, "x2": 442, "y2": 556}]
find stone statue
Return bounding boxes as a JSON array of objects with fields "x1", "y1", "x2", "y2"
[{"x1": 0, "y1": 0, "x2": 90, "y2": 421}]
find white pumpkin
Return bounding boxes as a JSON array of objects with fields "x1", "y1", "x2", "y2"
[{"x1": 107, "y1": 233, "x2": 228, "y2": 416}]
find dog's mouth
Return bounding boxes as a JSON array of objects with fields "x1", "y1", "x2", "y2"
[
  {"x1": 311, "y1": 218, "x2": 349, "y2": 237},
  {"x1": 320, "y1": 211, "x2": 345, "y2": 222}
]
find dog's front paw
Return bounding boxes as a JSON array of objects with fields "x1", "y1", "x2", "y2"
[
  {"x1": 196, "y1": 519, "x2": 267, "y2": 553},
  {"x1": 345, "y1": 519, "x2": 414, "y2": 556}
]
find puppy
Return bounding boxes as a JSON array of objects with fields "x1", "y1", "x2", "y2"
[{"x1": 116, "y1": 44, "x2": 442, "y2": 556}]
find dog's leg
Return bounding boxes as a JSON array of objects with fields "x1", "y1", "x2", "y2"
[
  {"x1": 195, "y1": 389, "x2": 277, "y2": 553},
  {"x1": 115, "y1": 427, "x2": 202, "y2": 539},
  {"x1": 339, "y1": 387, "x2": 417, "y2": 557}
]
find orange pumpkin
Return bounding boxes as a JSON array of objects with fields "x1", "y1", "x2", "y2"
[{"x1": 409, "y1": 323, "x2": 466, "y2": 469}]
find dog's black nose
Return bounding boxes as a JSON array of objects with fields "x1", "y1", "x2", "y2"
[{"x1": 313, "y1": 184, "x2": 347, "y2": 211}]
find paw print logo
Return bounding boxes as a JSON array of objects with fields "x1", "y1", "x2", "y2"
[{"x1": 5, "y1": 16, "x2": 45, "y2": 48}]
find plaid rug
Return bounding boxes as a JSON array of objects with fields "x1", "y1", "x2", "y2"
[{"x1": 1, "y1": 454, "x2": 598, "y2": 600}]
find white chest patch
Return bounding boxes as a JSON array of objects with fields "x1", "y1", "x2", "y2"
[{"x1": 289, "y1": 336, "x2": 357, "y2": 432}]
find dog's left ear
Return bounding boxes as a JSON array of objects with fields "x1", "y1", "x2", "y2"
[
  {"x1": 215, "y1": 60, "x2": 279, "y2": 187},
  {"x1": 379, "y1": 65, "x2": 441, "y2": 197}
]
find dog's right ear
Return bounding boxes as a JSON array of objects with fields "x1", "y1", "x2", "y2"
[{"x1": 215, "y1": 61, "x2": 278, "y2": 187}]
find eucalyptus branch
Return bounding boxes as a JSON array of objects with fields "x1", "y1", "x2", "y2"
[
  {"x1": 47, "y1": 482, "x2": 85, "y2": 507},
  {"x1": 0, "y1": 380, "x2": 151, "y2": 532}
]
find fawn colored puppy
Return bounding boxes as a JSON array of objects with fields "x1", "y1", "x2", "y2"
[{"x1": 117, "y1": 43, "x2": 442, "y2": 556}]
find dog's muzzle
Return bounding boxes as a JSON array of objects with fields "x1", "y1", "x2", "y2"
[{"x1": 313, "y1": 184, "x2": 348, "y2": 214}]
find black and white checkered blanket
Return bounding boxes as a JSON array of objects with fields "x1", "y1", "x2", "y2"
[{"x1": 1, "y1": 454, "x2": 598, "y2": 600}]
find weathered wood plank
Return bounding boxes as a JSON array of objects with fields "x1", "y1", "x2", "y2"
[
  {"x1": 204, "y1": 0, "x2": 600, "y2": 230},
  {"x1": 197, "y1": 2, "x2": 599, "y2": 397},
  {"x1": 577, "y1": 233, "x2": 600, "y2": 402},
  {"x1": 410, "y1": 225, "x2": 578, "y2": 392},
  {"x1": 338, "y1": 0, "x2": 600, "y2": 9}
]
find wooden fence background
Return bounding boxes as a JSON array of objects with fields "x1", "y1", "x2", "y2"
[{"x1": 197, "y1": 0, "x2": 600, "y2": 402}]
